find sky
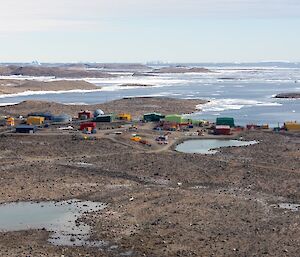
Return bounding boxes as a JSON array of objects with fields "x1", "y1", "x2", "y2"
[{"x1": 0, "y1": 0, "x2": 300, "y2": 63}]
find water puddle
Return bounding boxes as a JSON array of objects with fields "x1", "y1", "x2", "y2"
[
  {"x1": 75, "y1": 162, "x2": 94, "y2": 167},
  {"x1": 276, "y1": 203, "x2": 300, "y2": 212},
  {"x1": 175, "y1": 139, "x2": 257, "y2": 154},
  {"x1": 0, "y1": 199, "x2": 107, "y2": 247}
]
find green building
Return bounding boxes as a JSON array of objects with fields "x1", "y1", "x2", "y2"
[
  {"x1": 182, "y1": 118, "x2": 208, "y2": 125},
  {"x1": 93, "y1": 115, "x2": 114, "y2": 122},
  {"x1": 216, "y1": 117, "x2": 235, "y2": 127},
  {"x1": 165, "y1": 114, "x2": 183, "y2": 123},
  {"x1": 143, "y1": 113, "x2": 165, "y2": 122}
]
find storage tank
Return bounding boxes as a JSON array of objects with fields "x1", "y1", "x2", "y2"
[
  {"x1": 52, "y1": 114, "x2": 72, "y2": 123},
  {"x1": 94, "y1": 109, "x2": 105, "y2": 117}
]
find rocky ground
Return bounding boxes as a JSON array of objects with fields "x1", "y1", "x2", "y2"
[
  {"x1": 0, "y1": 79, "x2": 99, "y2": 95},
  {"x1": 151, "y1": 67, "x2": 212, "y2": 74},
  {"x1": 0, "y1": 97, "x2": 299, "y2": 257},
  {"x1": 0, "y1": 63, "x2": 214, "y2": 79},
  {"x1": 0, "y1": 97, "x2": 207, "y2": 118},
  {"x1": 119, "y1": 83, "x2": 154, "y2": 87},
  {"x1": 0, "y1": 65, "x2": 115, "y2": 78},
  {"x1": 275, "y1": 92, "x2": 300, "y2": 99},
  {"x1": 0, "y1": 127, "x2": 299, "y2": 256}
]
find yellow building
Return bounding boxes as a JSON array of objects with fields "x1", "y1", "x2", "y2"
[
  {"x1": 27, "y1": 116, "x2": 45, "y2": 126},
  {"x1": 118, "y1": 113, "x2": 132, "y2": 121},
  {"x1": 6, "y1": 117, "x2": 15, "y2": 127},
  {"x1": 284, "y1": 122, "x2": 300, "y2": 132}
]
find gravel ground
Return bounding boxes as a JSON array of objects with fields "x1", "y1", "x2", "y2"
[{"x1": 0, "y1": 130, "x2": 299, "y2": 257}]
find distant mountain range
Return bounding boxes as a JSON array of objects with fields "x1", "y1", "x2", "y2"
[{"x1": 148, "y1": 62, "x2": 300, "y2": 68}]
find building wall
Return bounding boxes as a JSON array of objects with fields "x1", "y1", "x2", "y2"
[
  {"x1": 27, "y1": 116, "x2": 45, "y2": 125},
  {"x1": 216, "y1": 118, "x2": 235, "y2": 127},
  {"x1": 285, "y1": 123, "x2": 300, "y2": 131},
  {"x1": 165, "y1": 115, "x2": 182, "y2": 124}
]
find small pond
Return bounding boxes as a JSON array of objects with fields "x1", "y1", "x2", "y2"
[
  {"x1": 0, "y1": 199, "x2": 107, "y2": 247},
  {"x1": 175, "y1": 139, "x2": 257, "y2": 154},
  {"x1": 277, "y1": 203, "x2": 300, "y2": 212}
]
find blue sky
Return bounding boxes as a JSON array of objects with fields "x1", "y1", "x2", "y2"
[{"x1": 1, "y1": 0, "x2": 300, "y2": 63}]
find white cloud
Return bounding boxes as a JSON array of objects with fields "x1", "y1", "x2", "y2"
[
  {"x1": 0, "y1": 0, "x2": 101, "y2": 33},
  {"x1": 0, "y1": 0, "x2": 299, "y2": 33}
]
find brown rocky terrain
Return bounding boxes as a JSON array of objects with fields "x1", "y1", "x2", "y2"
[
  {"x1": 0, "y1": 97, "x2": 299, "y2": 257},
  {"x1": 152, "y1": 66, "x2": 213, "y2": 73},
  {"x1": 85, "y1": 63, "x2": 150, "y2": 70},
  {"x1": 275, "y1": 92, "x2": 300, "y2": 99},
  {"x1": 0, "y1": 97, "x2": 207, "y2": 118},
  {"x1": 0, "y1": 130, "x2": 299, "y2": 257},
  {"x1": 0, "y1": 65, "x2": 115, "y2": 78},
  {"x1": 0, "y1": 79, "x2": 99, "y2": 95}
]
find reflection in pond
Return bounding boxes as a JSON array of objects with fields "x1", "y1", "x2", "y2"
[{"x1": 176, "y1": 139, "x2": 257, "y2": 154}]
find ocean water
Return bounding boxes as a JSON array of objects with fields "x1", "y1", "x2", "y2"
[{"x1": 0, "y1": 64, "x2": 299, "y2": 127}]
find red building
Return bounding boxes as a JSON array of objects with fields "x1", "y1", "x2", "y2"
[
  {"x1": 246, "y1": 124, "x2": 259, "y2": 130},
  {"x1": 78, "y1": 111, "x2": 93, "y2": 120},
  {"x1": 80, "y1": 122, "x2": 96, "y2": 131},
  {"x1": 214, "y1": 125, "x2": 231, "y2": 135}
]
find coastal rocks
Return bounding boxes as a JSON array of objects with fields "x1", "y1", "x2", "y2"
[
  {"x1": 0, "y1": 79, "x2": 100, "y2": 95},
  {"x1": 151, "y1": 66, "x2": 213, "y2": 74},
  {"x1": 0, "y1": 65, "x2": 116, "y2": 78},
  {"x1": 119, "y1": 83, "x2": 155, "y2": 88},
  {"x1": 274, "y1": 92, "x2": 300, "y2": 99}
]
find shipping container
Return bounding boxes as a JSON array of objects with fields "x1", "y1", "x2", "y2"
[
  {"x1": 214, "y1": 125, "x2": 231, "y2": 135},
  {"x1": 80, "y1": 122, "x2": 97, "y2": 131}
]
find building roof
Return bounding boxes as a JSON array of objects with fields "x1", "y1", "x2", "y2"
[
  {"x1": 215, "y1": 125, "x2": 231, "y2": 129},
  {"x1": 16, "y1": 125, "x2": 36, "y2": 129},
  {"x1": 144, "y1": 112, "x2": 163, "y2": 116}
]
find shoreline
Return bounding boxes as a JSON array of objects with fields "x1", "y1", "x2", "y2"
[{"x1": 274, "y1": 92, "x2": 300, "y2": 99}]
